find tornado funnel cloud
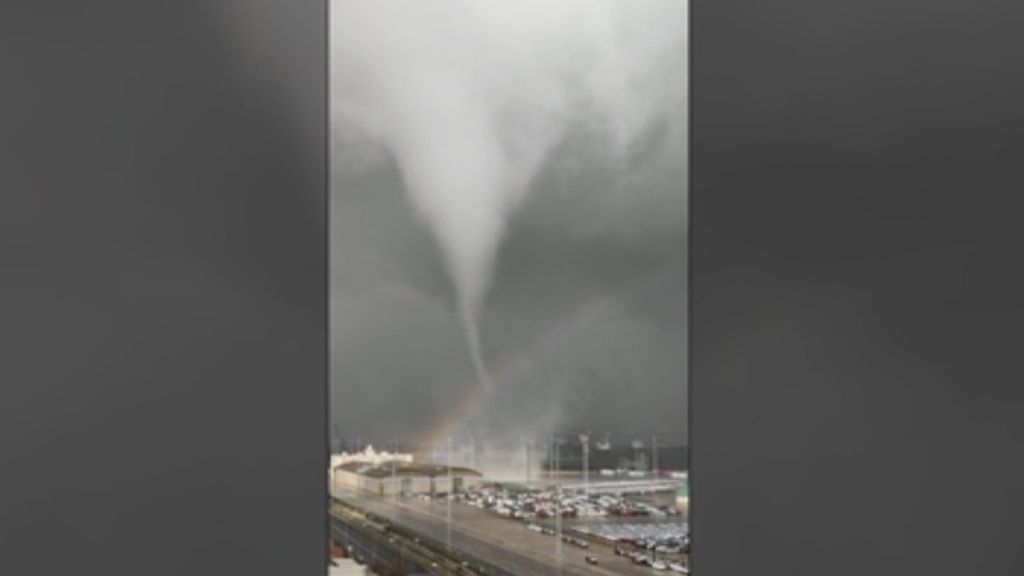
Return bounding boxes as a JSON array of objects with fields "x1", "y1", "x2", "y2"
[
  {"x1": 459, "y1": 303, "x2": 493, "y2": 394},
  {"x1": 387, "y1": 103, "x2": 506, "y2": 393},
  {"x1": 331, "y1": 0, "x2": 688, "y2": 395}
]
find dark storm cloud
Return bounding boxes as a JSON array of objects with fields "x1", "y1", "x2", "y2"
[{"x1": 331, "y1": 146, "x2": 686, "y2": 447}]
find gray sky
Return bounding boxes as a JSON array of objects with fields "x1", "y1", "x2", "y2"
[{"x1": 330, "y1": 1, "x2": 687, "y2": 448}]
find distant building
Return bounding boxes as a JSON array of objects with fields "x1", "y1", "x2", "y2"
[
  {"x1": 332, "y1": 461, "x2": 485, "y2": 498},
  {"x1": 330, "y1": 445, "x2": 414, "y2": 470}
]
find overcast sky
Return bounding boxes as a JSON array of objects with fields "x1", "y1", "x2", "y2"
[{"x1": 329, "y1": 1, "x2": 687, "y2": 449}]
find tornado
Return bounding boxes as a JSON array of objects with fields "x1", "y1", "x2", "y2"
[{"x1": 331, "y1": 0, "x2": 688, "y2": 394}]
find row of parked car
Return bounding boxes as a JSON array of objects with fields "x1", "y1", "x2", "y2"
[
  {"x1": 461, "y1": 485, "x2": 680, "y2": 522},
  {"x1": 614, "y1": 547, "x2": 689, "y2": 573}
]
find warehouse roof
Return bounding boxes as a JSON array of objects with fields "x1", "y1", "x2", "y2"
[{"x1": 334, "y1": 461, "x2": 482, "y2": 479}]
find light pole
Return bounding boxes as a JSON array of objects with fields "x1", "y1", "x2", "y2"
[
  {"x1": 549, "y1": 435, "x2": 554, "y2": 480},
  {"x1": 391, "y1": 460, "x2": 397, "y2": 514},
  {"x1": 554, "y1": 439, "x2": 562, "y2": 562},
  {"x1": 470, "y1": 434, "x2": 477, "y2": 469},
  {"x1": 446, "y1": 436, "x2": 453, "y2": 552},
  {"x1": 652, "y1": 435, "x2": 659, "y2": 476},
  {"x1": 579, "y1": 432, "x2": 590, "y2": 495},
  {"x1": 522, "y1": 435, "x2": 530, "y2": 483}
]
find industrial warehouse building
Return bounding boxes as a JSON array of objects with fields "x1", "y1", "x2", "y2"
[{"x1": 332, "y1": 461, "x2": 485, "y2": 498}]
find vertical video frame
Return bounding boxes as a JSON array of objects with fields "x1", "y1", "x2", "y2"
[{"x1": 329, "y1": 2, "x2": 688, "y2": 574}]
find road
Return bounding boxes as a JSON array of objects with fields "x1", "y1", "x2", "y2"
[
  {"x1": 332, "y1": 487, "x2": 669, "y2": 576},
  {"x1": 330, "y1": 508, "x2": 434, "y2": 575}
]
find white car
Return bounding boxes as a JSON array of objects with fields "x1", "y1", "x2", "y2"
[
  {"x1": 669, "y1": 562, "x2": 689, "y2": 574},
  {"x1": 651, "y1": 561, "x2": 668, "y2": 571}
]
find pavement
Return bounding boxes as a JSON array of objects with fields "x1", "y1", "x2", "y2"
[{"x1": 332, "y1": 486, "x2": 676, "y2": 576}]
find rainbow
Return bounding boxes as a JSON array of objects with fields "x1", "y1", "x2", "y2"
[
  {"x1": 417, "y1": 378, "x2": 491, "y2": 459},
  {"x1": 417, "y1": 291, "x2": 621, "y2": 460},
  {"x1": 417, "y1": 347, "x2": 525, "y2": 458}
]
